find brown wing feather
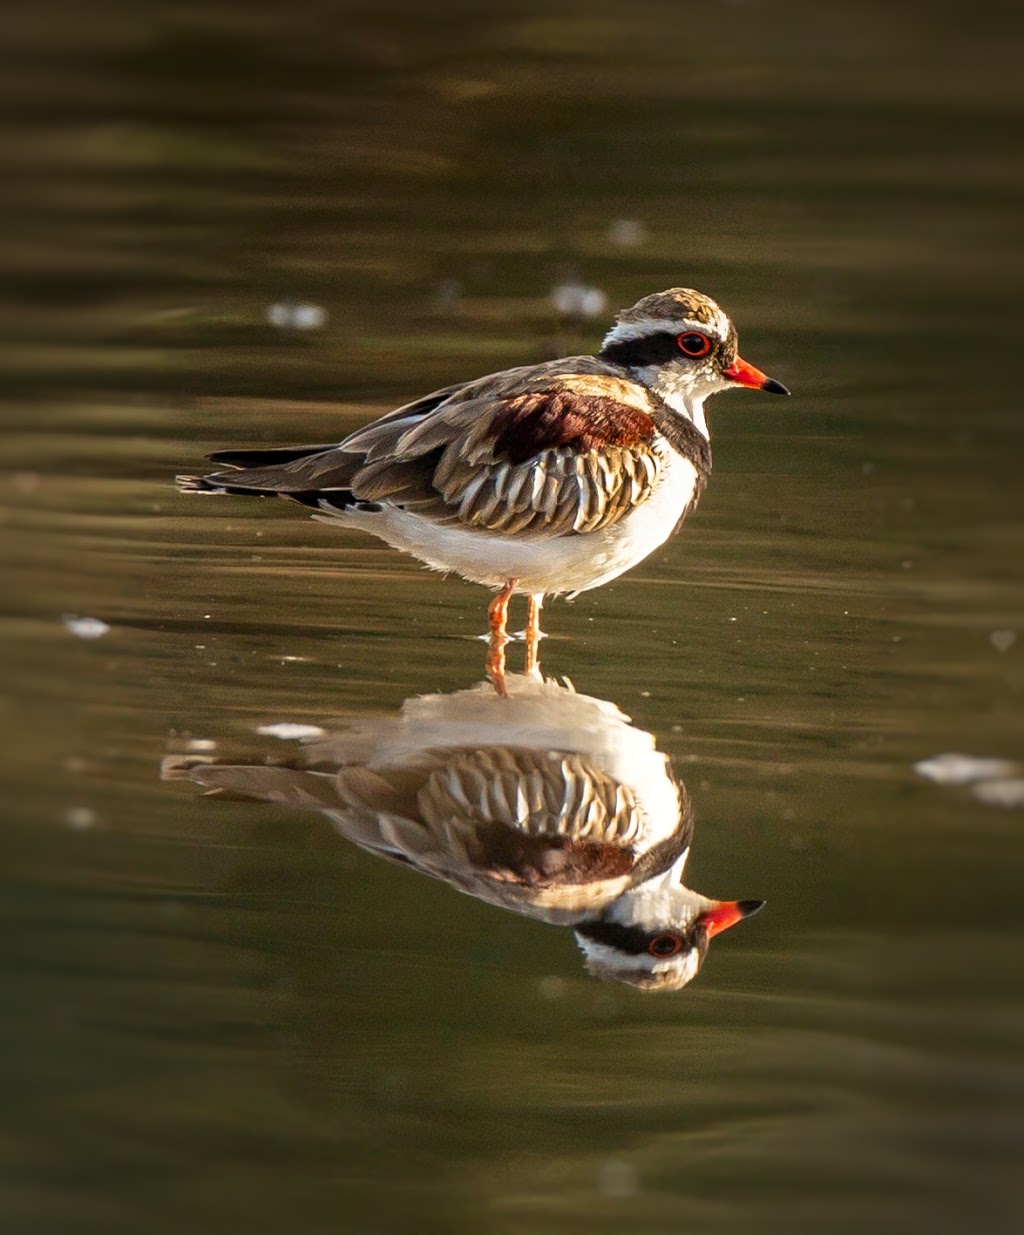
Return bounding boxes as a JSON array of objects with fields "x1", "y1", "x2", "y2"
[
  {"x1": 348, "y1": 384, "x2": 663, "y2": 538},
  {"x1": 168, "y1": 744, "x2": 664, "y2": 906},
  {"x1": 413, "y1": 747, "x2": 643, "y2": 887},
  {"x1": 415, "y1": 748, "x2": 643, "y2": 842},
  {"x1": 182, "y1": 359, "x2": 666, "y2": 537},
  {"x1": 489, "y1": 391, "x2": 656, "y2": 464}
]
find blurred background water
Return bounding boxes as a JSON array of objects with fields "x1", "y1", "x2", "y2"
[{"x1": 2, "y1": 1, "x2": 1023, "y2": 1232}]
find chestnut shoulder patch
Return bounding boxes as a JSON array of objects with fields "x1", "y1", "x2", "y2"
[
  {"x1": 490, "y1": 391, "x2": 657, "y2": 465},
  {"x1": 471, "y1": 827, "x2": 637, "y2": 889}
]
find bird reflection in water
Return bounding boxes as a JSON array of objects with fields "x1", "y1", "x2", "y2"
[{"x1": 165, "y1": 674, "x2": 763, "y2": 991}]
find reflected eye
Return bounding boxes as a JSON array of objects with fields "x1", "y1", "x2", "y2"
[
  {"x1": 677, "y1": 331, "x2": 711, "y2": 358},
  {"x1": 647, "y1": 933, "x2": 684, "y2": 958}
]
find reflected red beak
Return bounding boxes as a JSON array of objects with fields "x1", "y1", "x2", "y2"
[
  {"x1": 700, "y1": 899, "x2": 766, "y2": 939},
  {"x1": 722, "y1": 356, "x2": 789, "y2": 395}
]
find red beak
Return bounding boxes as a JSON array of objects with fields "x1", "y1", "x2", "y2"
[
  {"x1": 700, "y1": 899, "x2": 766, "y2": 939},
  {"x1": 722, "y1": 356, "x2": 789, "y2": 395}
]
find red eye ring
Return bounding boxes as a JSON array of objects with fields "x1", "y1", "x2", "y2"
[
  {"x1": 677, "y1": 331, "x2": 711, "y2": 358},
  {"x1": 647, "y1": 933, "x2": 684, "y2": 958}
]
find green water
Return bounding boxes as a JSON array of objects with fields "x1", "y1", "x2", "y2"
[{"x1": 3, "y1": 3, "x2": 1023, "y2": 1232}]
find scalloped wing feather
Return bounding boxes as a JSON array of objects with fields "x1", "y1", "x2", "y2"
[
  {"x1": 348, "y1": 386, "x2": 663, "y2": 538},
  {"x1": 185, "y1": 361, "x2": 668, "y2": 538}
]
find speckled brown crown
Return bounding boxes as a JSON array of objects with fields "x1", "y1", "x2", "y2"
[{"x1": 615, "y1": 288, "x2": 727, "y2": 328}]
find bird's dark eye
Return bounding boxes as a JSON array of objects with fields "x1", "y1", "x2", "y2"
[
  {"x1": 648, "y1": 932, "x2": 684, "y2": 958},
  {"x1": 677, "y1": 331, "x2": 711, "y2": 358}
]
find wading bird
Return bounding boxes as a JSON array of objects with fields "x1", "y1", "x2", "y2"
[{"x1": 178, "y1": 288, "x2": 788, "y2": 688}]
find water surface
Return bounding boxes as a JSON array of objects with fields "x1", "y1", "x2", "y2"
[{"x1": 3, "y1": 4, "x2": 1023, "y2": 1232}]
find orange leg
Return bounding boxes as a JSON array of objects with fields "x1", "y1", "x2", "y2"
[
  {"x1": 524, "y1": 592, "x2": 545, "y2": 675},
  {"x1": 486, "y1": 578, "x2": 518, "y2": 697},
  {"x1": 488, "y1": 578, "x2": 517, "y2": 642}
]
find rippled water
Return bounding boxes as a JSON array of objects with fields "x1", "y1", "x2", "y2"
[{"x1": 3, "y1": 4, "x2": 1024, "y2": 1232}]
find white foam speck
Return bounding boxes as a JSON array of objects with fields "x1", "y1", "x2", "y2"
[
  {"x1": 63, "y1": 615, "x2": 110, "y2": 639},
  {"x1": 267, "y1": 301, "x2": 327, "y2": 331},
  {"x1": 914, "y1": 753, "x2": 1018, "y2": 785},
  {"x1": 972, "y1": 779, "x2": 1024, "y2": 808},
  {"x1": 550, "y1": 281, "x2": 608, "y2": 319},
  {"x1": 607, "y1": 219, "x2": 646, "y2": 247},
  {"x1": 257, "y1": 723, "x2": 326, "y2": 740}
]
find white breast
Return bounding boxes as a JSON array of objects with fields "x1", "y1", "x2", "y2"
[{"x1": 326, "y1": 442, "x2": 698, "y2": 596}]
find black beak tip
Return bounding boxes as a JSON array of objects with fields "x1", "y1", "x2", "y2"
[
  {"x1": 760, "y1": 378, "x2": 790, "y2": 396},
  {"x1": 738, "y1": 899, "x2": 767, "y2": 918}
]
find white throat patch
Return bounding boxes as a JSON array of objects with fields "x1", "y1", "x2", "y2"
[{"x1": 634, "y1": 366, "x2": 712, "y2": 441}]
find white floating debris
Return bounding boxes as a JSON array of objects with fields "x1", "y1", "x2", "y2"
[
  {"x1": 186, "y1": 738, "x2": 217, "y2": 752},
  {"x1": 66, "y1": 806, "x2": 96, "y2": 830},
  {"x1": 266, "y1": 301, "x2": 328, "y2": 331},
  {"x1": 256, "y1": 723, "x2": 326, "y2": 740},
  {"x1": 551, "y1": 281, "x2": 608, "y2": 319},
  {"x1": 607, "y1": 218, "x2": 646, "y2": 247},
  {"x1": 62, "y1": 614, "x2": 110, "y2": 640},
  {"x1": 990, "y1": 629, "x2": 1017, "y2": 654},
  {"x1": 913, "y1": 753, "x2": 1019, "y2": 785},
  {"x1": 292, "y1": 303, "x2": 327, "y2": 330},
  {"x1": 972, "y1": 779, "x2": 1024, "y2": 808}
]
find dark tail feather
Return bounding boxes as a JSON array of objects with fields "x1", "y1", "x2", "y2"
[
  {"x1": 175, "y1": 472, "x2": 358, "y2": 514},
  {"x1": 177, "y1": 439, "x2": 360, "y2": 497},
  {"x1": 176, "y1": 473, "x2": 280, "y2": 497},
  {"x1": 207, "y1": 444, "x2": 336, "y2": 468}
]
